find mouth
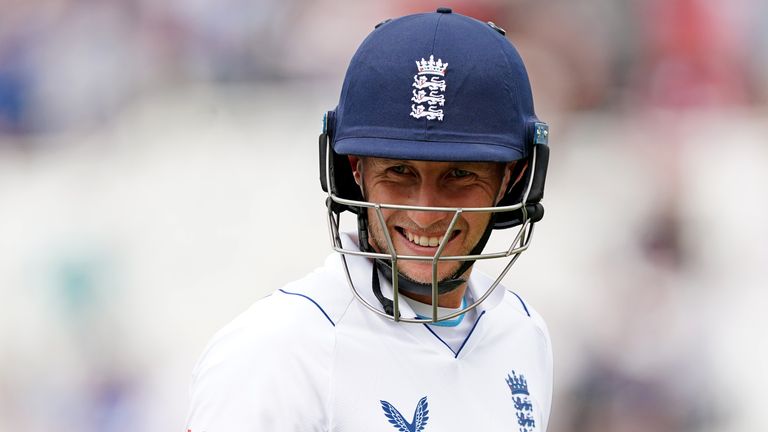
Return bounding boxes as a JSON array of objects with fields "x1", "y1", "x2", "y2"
[{"x1": 395, "y1": 227, "x2": 460, "y2": 249}]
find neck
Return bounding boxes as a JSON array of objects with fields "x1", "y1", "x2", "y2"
[{"x1": 401, "y1": 282, "x2": 468, "y2": 308}]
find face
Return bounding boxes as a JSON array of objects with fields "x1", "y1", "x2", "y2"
[{"x1": 349, "y1": 156, "x2": 513, "y2": 285}]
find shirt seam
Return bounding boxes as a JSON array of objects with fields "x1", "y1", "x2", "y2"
[{"x1": 278, "y1": 288, "x2": 336, "y2": 327}]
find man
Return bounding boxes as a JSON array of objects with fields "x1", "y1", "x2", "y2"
[{"x1": 187, "y1": 8, "x2": 552, "y2": 431}]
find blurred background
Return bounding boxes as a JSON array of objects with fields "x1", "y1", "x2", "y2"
[{"x1": 1, "y1": 0, "x2": 766, "y2": 431}]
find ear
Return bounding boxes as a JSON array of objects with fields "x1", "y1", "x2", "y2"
[
  {"x1": 496, "y1": 162, "x2": 515, "y2": 203},
  {"x1": 348, "y1": 155, "x2": 362, "y2": 185},
  {"x1": 511, "y1": 160, "x2": 528, "y2": 189}
]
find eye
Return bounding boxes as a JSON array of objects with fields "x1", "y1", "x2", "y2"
[
  {"x1": 389, "y1": 165, "x2": 409, "y2": 174},
  {"x1": 450, "y1": 168, "x2": 473, "y2": 178}
]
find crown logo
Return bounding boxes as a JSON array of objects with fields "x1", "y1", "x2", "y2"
[
  {"x1": 506, "y1": 371, "x2": 530, "y2": 396},
  {"x1": 415, "y1": 55, "x2": 448, "y2": 76}
]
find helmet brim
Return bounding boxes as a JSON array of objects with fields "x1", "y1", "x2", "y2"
[{"x1": 333, "y1": 136, "x2": 525, "y2": 162}]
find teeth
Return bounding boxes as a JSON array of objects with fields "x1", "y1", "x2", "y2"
[{"x1": 404, "y1": 230, "x2": 444, "y2": 247}]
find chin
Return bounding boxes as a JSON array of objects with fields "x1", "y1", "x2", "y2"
[{"x1": 397, "y1": 262, "x2": 459, "y2": 284}]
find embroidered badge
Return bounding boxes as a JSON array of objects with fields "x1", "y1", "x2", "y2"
[
  {"x1": 507, "y1": 371, "x2": 536, "y2": 432},
  {"x1": 380, "y1": 396, "x2": 429, "y2": 432},
  {"x1": 411, "y1": 55, "x2": 447, "y2": 121}
]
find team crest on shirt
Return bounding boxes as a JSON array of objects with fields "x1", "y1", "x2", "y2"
[
  {"x1": 410, "y1": 55, "x2": 447, "y2": 121},
  {"x1": 380, "y1": 396, "x2": 429, "y2": 432},
  {"x1": 507, "y1": 371, "x2": 537, "y2": 431}
]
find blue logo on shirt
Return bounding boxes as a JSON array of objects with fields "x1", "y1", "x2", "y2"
[
  {"x1": 380, "y1": 396, "x2": 429, "y2": 432},
  {"x1": 507, "y1": 371, "x2": 536, "y2": 431}
]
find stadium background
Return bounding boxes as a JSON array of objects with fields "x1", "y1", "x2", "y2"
[{"x1": 1, "y1": 0, "x2": 766, "y2": 430}]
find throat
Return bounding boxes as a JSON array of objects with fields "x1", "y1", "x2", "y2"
[{"x1": 401, "y1": 283, "x2": 467, "y2": 308}]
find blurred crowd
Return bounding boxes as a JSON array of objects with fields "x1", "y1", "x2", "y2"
[
  {"x1": 2, "y1": 0, "x2": 767, "y2": 134},
  {"x1": 1, "y1": 0, "x2": 767, "y2": 431}
]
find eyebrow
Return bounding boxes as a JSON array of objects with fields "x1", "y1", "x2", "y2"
[
  {"x1": 364, "y1": 157, "x2": 506, "y2": 176},
  {"x1": 367, "y1": 157, "x2": 402, "y2": 165}
]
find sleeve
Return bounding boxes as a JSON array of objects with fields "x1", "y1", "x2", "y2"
[{"x1": 185, "y1": 296, "x2": 334, "y2": 432}]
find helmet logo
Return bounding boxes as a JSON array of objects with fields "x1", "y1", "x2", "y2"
[{"x1": 410, "y1": 55, "x2": 447, "y2": 121}]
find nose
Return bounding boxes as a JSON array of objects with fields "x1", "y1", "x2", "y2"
[{"x1": 405, "y1": 181, "x2": 453, "y2": 229}]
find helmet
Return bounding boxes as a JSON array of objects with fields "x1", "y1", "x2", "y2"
[{"x1": 318, "y1": 8, "x2": 549, "y2": 323}]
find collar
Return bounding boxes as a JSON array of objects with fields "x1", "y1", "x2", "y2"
[{"x1": 403, "y1": 296, "x2": 467, "y2": 327}]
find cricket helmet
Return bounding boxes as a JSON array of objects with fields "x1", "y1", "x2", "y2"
[{"x1": 319, "y1": 8, "x2": 549, "y2": 323}]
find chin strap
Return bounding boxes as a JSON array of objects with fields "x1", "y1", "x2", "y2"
[{"x1": 371, "y1": 264, "x2": 397, "y2": 318}]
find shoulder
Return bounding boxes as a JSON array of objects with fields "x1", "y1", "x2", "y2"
[
  {"x1": 192, "y1": 255, "x2": 354, "y2": 377},
  {"x1": 187, "y1": 258, "x2": 353, "y2": 431},
  {"x1": 501, "y1": 288, "x2": 551, "y2": 348},
  {"x1": 196, "y1": 289, "x2": 336, "y2": 370},
  {"x1": 477, "y1": 281, "x2": 553, "y2": 370},
  {"x1": 274, "y1": 253, "x2": 357, "y2": 326},
  {"x1": 504, "y1": 289, "x2": 549, "y2": 332},
  {"x1": 472, "y1": 271, "x2": 550, "y2": 342}
]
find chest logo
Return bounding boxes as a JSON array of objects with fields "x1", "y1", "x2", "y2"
[
  {"x1": 411, "y1": 55, "x2": 447, "y2": 121},
  {"x1": 507, "y1": 371, "x2": 537, "y2": 431},
  {"x1": 380, "y1": 396, "x2": 429, "y2": 432}
]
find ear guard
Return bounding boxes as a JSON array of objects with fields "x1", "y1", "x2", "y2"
[{"x1": 494, "y1": 122, "x2": 549, "y2": 229}]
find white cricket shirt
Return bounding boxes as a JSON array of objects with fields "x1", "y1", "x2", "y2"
[{"x1": 187, "y1": 233, "x2": 553, "y2": 431}]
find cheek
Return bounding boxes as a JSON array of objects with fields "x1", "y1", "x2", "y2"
[
  {"x1": 463, "y1": 211, "x2": 493, "y2": 234},
  {"x1": 446, "y1": 186, "x2": 498, "y2": 208},
  {"x1": 367, "y1": 208, "x2": 398, "y2": 233},
  {"x1": 366, "y1": 183, "x2": 409, "y2": 204}
]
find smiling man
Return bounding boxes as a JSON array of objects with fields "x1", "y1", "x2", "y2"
[
  {"x1": 187, "y1": 8, "x2": 553, "y2": 432},
  {"x1": 349, "y1": 157, "x2": 516, "y2": 309}
]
